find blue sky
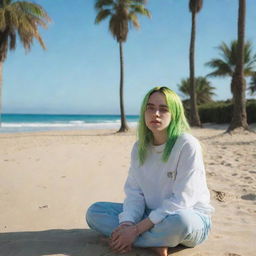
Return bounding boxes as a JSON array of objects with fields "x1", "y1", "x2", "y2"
[{"x1": 3, "y1": 0, "x2": 256, "y2": 114}]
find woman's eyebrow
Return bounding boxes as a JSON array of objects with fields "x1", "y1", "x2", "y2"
[{"x1": 147, "y1": 103, "x2": 168, "y2": 107}]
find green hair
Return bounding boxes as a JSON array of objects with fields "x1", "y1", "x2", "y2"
[{"x1": 137, "y1": 86, "x2": 190, "y2": 165}]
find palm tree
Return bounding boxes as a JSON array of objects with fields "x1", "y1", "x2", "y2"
[
  {"x1": 205, "y1": 40, "x2": 256, "y2": 94},
  {"x1": 227, "y1": 0, "x2": 248, "y2": 131},
  {"x1": 178, "y1": 76, "x2": 216, "y2": 105},
  {"x1": 188, "y1": 0, "x2": 203, "y2": 127},
  {"x1": 248, "y1": 72, "x2": 256, "y2": 95},
  {"x1": 0, "y1": 0, "x2": 50, "y2": 127},
  {"x1": 94, "y1": 0, "x2": 151, "y2": 132}
]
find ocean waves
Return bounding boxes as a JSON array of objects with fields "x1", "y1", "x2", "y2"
[{"x1": 0, "y1": 120, "x2": 138, "y2": 133}]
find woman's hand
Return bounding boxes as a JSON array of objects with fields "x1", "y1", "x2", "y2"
[
  {"x1": 110, "y1": 224, "x2": 139, "y2": 253},
  {"x1": 111, "y1": 222, "x2": 133, "y2": 235}
]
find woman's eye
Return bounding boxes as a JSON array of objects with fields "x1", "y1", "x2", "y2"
[{"x1": 147, "y1": 106, "x2": 155, "y2": 111}]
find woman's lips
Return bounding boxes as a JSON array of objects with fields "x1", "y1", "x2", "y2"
[{"x1": 150, "y1": 120, "x2": 161, "y2": 124}]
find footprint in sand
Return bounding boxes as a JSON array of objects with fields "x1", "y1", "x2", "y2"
[
  {"x1": 244, "y1": 176, "x2": 253, "y2": 181},
  {"x1": 39, "y1": 205, "x2": 48, "y2": 209},
  {"x1": 212, "y1": 190, "x2": 226, "y2": 202},
  {"x1": 226, "y1": 253, "x2": 242, "y2": 256},
  {"x1": 241, "y1": 193, "x2": 256, "y2": 201}
]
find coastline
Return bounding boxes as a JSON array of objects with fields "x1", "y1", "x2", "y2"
[
  {"x1": 0, "y1": 124, "x2": 255, "y2": 255},
  {"x1": 0, "y1": 113, "x2": 139, "y2": 133}
]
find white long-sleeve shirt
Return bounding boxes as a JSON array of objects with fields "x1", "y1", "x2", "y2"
[{"x1": 119, "y1": 133, "x2": 214, "y2": 225}]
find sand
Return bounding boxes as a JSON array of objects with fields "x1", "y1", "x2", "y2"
[{"x1": 0, "y1": 124, "x2": 255, "y2": 256}]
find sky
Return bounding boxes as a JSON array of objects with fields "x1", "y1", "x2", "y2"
[{"x1": 3, "y1": 0, "x2": 256, "y2": 115}]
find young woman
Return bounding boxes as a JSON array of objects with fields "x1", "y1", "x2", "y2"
[{"x1": 86, "y1": 87, "x2": 214, "y2": 256}]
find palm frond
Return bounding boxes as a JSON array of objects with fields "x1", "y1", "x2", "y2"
[
  {"x1": 0, "y1": 9, "x2": 6, "y2": 31},
  {"x1": 5, "y1": 6, "x2": 20, "y2": 28},
  {"x1": 244, "y1": 53, "x2": 256, "y2": 75},
  {"x1": 13, "y1": 1, "x2": 51, "y2": 22},
  {"x1": 94, "y1": 0, "x2": 150, "y2": 42},
  {"x1": 244, "y1": 67, "x2": 255, "y2": 77},
  {"x1": 247, "y1": 73, "x2": 256, "y2": 95},
  {"x1": 95, "y1": 9, "x2": 112, "y2": 24},
  {"x1": 206, "y1": 40, "x2": 256, "y2": 81},
  {"x1": 130, "y1": 0, "x2": 148, "y2": 4},
  {"x1": 94, "y1": 0, "x2": 114, "y2": 11},
  {"x1": 205, "y1": 59, "x2": 233, "y2": 77},
  {"x1": 9, "y1": 30, "x2": 15, "y2": 49},
  {"x1": 229, "y1": 40, "x2": 238, "y2": 64},
  {"x1": 128, "y1": 12, "x2": 139, "y2": 29},
  {"x1": 217, "y1": 42, "x2": 233, "y2": 65},
  {"x1": 177, "y1": 76, "x2": 215, "y2": 104},
  {"x1": 0, "y1": 0, "x2": 50, "y2": 59},
  {"x1": 130, "y1": 4, "x2": 151, "y2": 18},
  {"x1": 109, "y1": 14, "x2": 128, "y2": 41},
  {"x1": 0, "y1": 0, "x2": 12, "y2": 8},
  {"x1": 0, "y1": 32, "x2": 8, "y2": 60}
]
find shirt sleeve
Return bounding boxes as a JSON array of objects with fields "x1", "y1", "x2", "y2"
[
  {"x1": 118, "y1": 143, "x2": 146, "y2": 224},
  {"x1": 148, "y1": 136, "x2": 205, "y2": 224}
]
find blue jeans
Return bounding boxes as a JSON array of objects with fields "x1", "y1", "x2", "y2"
[{"x1": 86, "y1": 202, "x2": 212, "y2": 248}]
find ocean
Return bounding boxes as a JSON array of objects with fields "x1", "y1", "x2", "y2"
[{"x1": 0, "y1": 114, "x2": 139, "y2": 133}]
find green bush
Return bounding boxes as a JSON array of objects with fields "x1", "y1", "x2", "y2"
[{"x1": 198, "y1": 99, "x2": 256, "y2": 124}]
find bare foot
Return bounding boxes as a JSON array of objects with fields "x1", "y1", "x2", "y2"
[{"x1": 150, "y1": 247, "x2": 168, "y2": 256}]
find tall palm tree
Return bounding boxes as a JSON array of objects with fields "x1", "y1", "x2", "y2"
[
  {"x1": 178, "y1": 76, "x2": 216, "y2": 105},
  {"x1": 227, "y1": 0, "x2": 248, "y2": 131},
  {"x1": 188, "y1": 0, "x2": 203, "y2": 127},
  {"x1": 94, "y1": 0, "x2": 151, "y2": 132},
  {"x1": 0, "y1": 0, "x2": 50, "y2": 126},
  {"x1": 205, "y1": 40, "x2": 256, "y2": 94}
]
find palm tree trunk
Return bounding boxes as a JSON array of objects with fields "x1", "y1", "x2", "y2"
[
  {"x1": 0, "y1": 61, "x2": 3, "y2": 127},
  {"x1": 189, "y1": 10, "x2": 201, "y2": 127},
  {"x1": 227, "y1": 0, "x2": 248, "y2": 132},
  {"x1": 118, "y1": 42, "x2": 129, "y2": 132}
]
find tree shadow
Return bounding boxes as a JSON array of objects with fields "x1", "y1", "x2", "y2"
[{"x1": 0, "y1": 229, "x2": 188, "y2": 256}]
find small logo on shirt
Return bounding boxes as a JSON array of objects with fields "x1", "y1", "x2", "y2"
[{"x1": 167, "y1": 171, "x2": 176, "y2": 180}]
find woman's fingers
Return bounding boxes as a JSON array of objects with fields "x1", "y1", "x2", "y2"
[
  {"x1": 110, "y1": 237, "x2": 121, "y2": 249},
  {"x1": 110, "y1": 237, "x2": 128, "y2": 252},
  {"x1": 113, "y1": 243, "x2": 128, "y2": 254},
  {"x1": 111, "y1": 229, "x2": 122, "y2": 241},
  {"x1": 109, "y1": 228, "x2": 135, "y2": 253},
  {"x1": 121, "y1": 245, "x2": 132, "y2": 254}
]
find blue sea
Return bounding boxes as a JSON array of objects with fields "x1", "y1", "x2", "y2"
[{"x1": 0, "y1": 114, "x2": 139, "y2": 133}]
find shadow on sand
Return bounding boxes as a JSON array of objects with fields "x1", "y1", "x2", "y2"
[{"x1": 0, "y1": 229, "x2": 188, "y2": 256}]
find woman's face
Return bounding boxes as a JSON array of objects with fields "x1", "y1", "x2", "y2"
[{"x1": 144, "y1": 92, "x2": 171, "y2": 135}]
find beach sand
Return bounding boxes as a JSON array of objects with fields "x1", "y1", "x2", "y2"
[{"x1": 0, "y1": 124, "x2": 255, "y2": 256}]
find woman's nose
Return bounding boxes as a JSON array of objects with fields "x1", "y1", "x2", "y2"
[{"x1": 153, "y1": 109, "x2": 160, "y2": 117}]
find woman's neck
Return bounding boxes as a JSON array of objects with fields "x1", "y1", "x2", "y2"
[{"x1": 152, "y1": 132, "x2": 168, "y2": 145}]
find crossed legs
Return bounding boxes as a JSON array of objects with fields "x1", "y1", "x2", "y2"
[{"x1": 86, "y1": 202, "x2": 211, "y2": 254}]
